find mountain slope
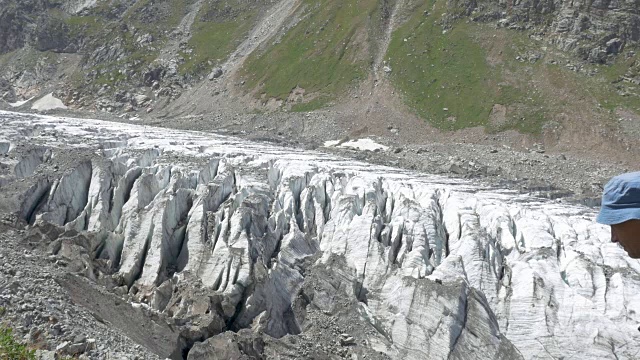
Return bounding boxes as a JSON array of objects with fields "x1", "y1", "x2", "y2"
[
  {"x1": 0, "y1": 0, "x2": 639, "y2": 157},
  {"x1": 238, "y1": 0, "x2": 384, "y2": 109}
]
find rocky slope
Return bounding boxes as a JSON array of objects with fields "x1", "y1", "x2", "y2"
[{"x1": 1, "y1": 110, "x2": 639, "y2": 359}]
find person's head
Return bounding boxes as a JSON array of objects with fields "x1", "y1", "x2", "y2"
[{"x1": 597, "y1": 172, "x2": 640, "y2": 258}]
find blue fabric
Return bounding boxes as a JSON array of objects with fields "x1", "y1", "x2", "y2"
[{"x1": 597, "y1": 171, "x2": 640, "y2": 225}]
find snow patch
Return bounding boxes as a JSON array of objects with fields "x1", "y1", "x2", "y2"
[
  {"x1": 8, "y1": 97, "x2": 34, "y2": 108},
  {"x1": 323, "y1": 140, "x2": 341, "y2": 147},
  {"x1": 31, "y1": 94, "x2": 68, "y2": 112}
]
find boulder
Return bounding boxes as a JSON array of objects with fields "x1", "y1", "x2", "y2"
[
  {"x1": 606, "y1": 37, "x2": 623, "y2": 54},
  {"x1": 208, "y1": 68, "x2": 223, "y2": 80},
  {"x1": 133, "y1": 94, "x2": 150, "y2": 106}
]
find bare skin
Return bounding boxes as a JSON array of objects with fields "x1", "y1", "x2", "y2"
[{"x1": 611, "y1": 220, "x2": 640, "y2": 258}]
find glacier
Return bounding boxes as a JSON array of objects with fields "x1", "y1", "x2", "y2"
[{"x1": 0, "y1": 110, "x2": 638, "y2": 359}]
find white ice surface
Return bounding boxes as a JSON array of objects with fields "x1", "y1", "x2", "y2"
[
  {"x1": 1, "y1": 110, "x2": 638, "y2": 360},
  {"x1": 8, "y1": 97, "x2": 34, "y2": 108},
  {"x1": 323, "y1": 140, "x2": 341, "y2": 147}
]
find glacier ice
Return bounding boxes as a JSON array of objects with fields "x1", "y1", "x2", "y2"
[{"x1": 1, "y1": 110, "x2": 639, "y2": 359}]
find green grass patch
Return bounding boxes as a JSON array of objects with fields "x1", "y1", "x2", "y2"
[
  {"x1": 179, "y1": 1, "x2": 259, "y2": 75},
  {"x1": 492, "y1": 85, "x2": 549, "y2": 134},
  {"x1": 45, "y1": 7, "x2": 105, "y2": 40},
  {"x1": 0, "y1": 326, "x2": 35, "y2": 360},
  {"x1": 91, "y1": 48, "x2": 158, "y2": 88},
  {"x1": 386, "y1": 0, "x2": 551, "y2": 134},
  {"x1": 595, "y1": 54, "x2": 640, "y2": 112},
  {"x1": 545, "y1": 54, "x2": 640, "y2": 116},
  {"x1": 387, "y1": 0, "x2": 495, "y2": 130},
  {"x1": 122, "y1": 0, "x2": 151, "y2": 19},
  {"x1": 63, "y1": 15, "x2": 104, "y2": 36},
  {"x1": 241, "y1": 0, "x2": 379, "y2": 109},
  {"x1": 43, "y1": 2, "x2": 165, "y2": 91},
  {"x1": 0, "y1": 47, "x2": 58, "y2": 73},
  {"x1": 291, "y1": 97, "x2": 330, "y2": 112}
]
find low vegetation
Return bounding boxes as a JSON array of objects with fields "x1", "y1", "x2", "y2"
[
  {"x1": 385, "y1": 0, "x2": 640, "y2": 136},
  {"x1": 63, "y1": 15, "x2": 104, "y2": 37},
  {"x1": 5, "y1": 0, "x2": 638, "y2": 138},
  {"x1": 241, "y1": 0, "x2": 381, "y2": 109},
  {"x1": 179, "y1": 0, "x2": 260, "y2": 75},
  {"x1": 0, "y1": 326, "x2": 35, "y2": 360},
  {"x1": 387, "y1": 0, "x2": 549, "y2": 133},
  {"x1": 123, "y1": 0, "x2": 195, "y2": 37},
  {"x1": 589, "y1": 54, "x2": 640, "y2": 112}
]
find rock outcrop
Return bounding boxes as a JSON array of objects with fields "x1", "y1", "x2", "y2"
[{"x1": 448, "y1": 0, "x2": 640, "y2": 63}]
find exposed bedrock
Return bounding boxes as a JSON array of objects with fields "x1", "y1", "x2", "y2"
[{"x1": 4, "y1": 113, "x2": 639, "y2": 359}]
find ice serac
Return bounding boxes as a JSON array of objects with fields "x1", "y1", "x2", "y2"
[
  {"x1": 369, "y1": 276, "x2": 520, "y2": 359},
  {"x1": 4, "y1": 111, "x2": 640, "y2": 359},
  {"x1": 37, "y1": 160, "x2": 92, "y2": 226},
  {"x1": 19, "y1": 178, "x2": 52, "y2": 224},
  {"x1": 117, "y1": 166, "x2": 172, "y2": 287},
  {"x1": 178, "y1": 164, "x2": 236, "y2": 283},
  {"x1": 0, "y1": 141, "x2": 11, "y2": 155},
  {"x1": 14, "y1": 147, "x2": 51, "y2": 178}
]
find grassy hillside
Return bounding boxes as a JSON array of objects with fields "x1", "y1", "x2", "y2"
[
  {"x1": 386, "y1": 0, "x2": 548, "y2": 133},
  {"x1": 240, "y1": 0, "x2": 386, "y2": 109},
  {"x1": 179, "y1": 0, "x2": 262, "y2": 76},
  {"x1": 383, "y1": 0, "x2": 640, "y2": 135},
  {"x1": 4, "y1": 0, "x2": 640, "y2": 141}
]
